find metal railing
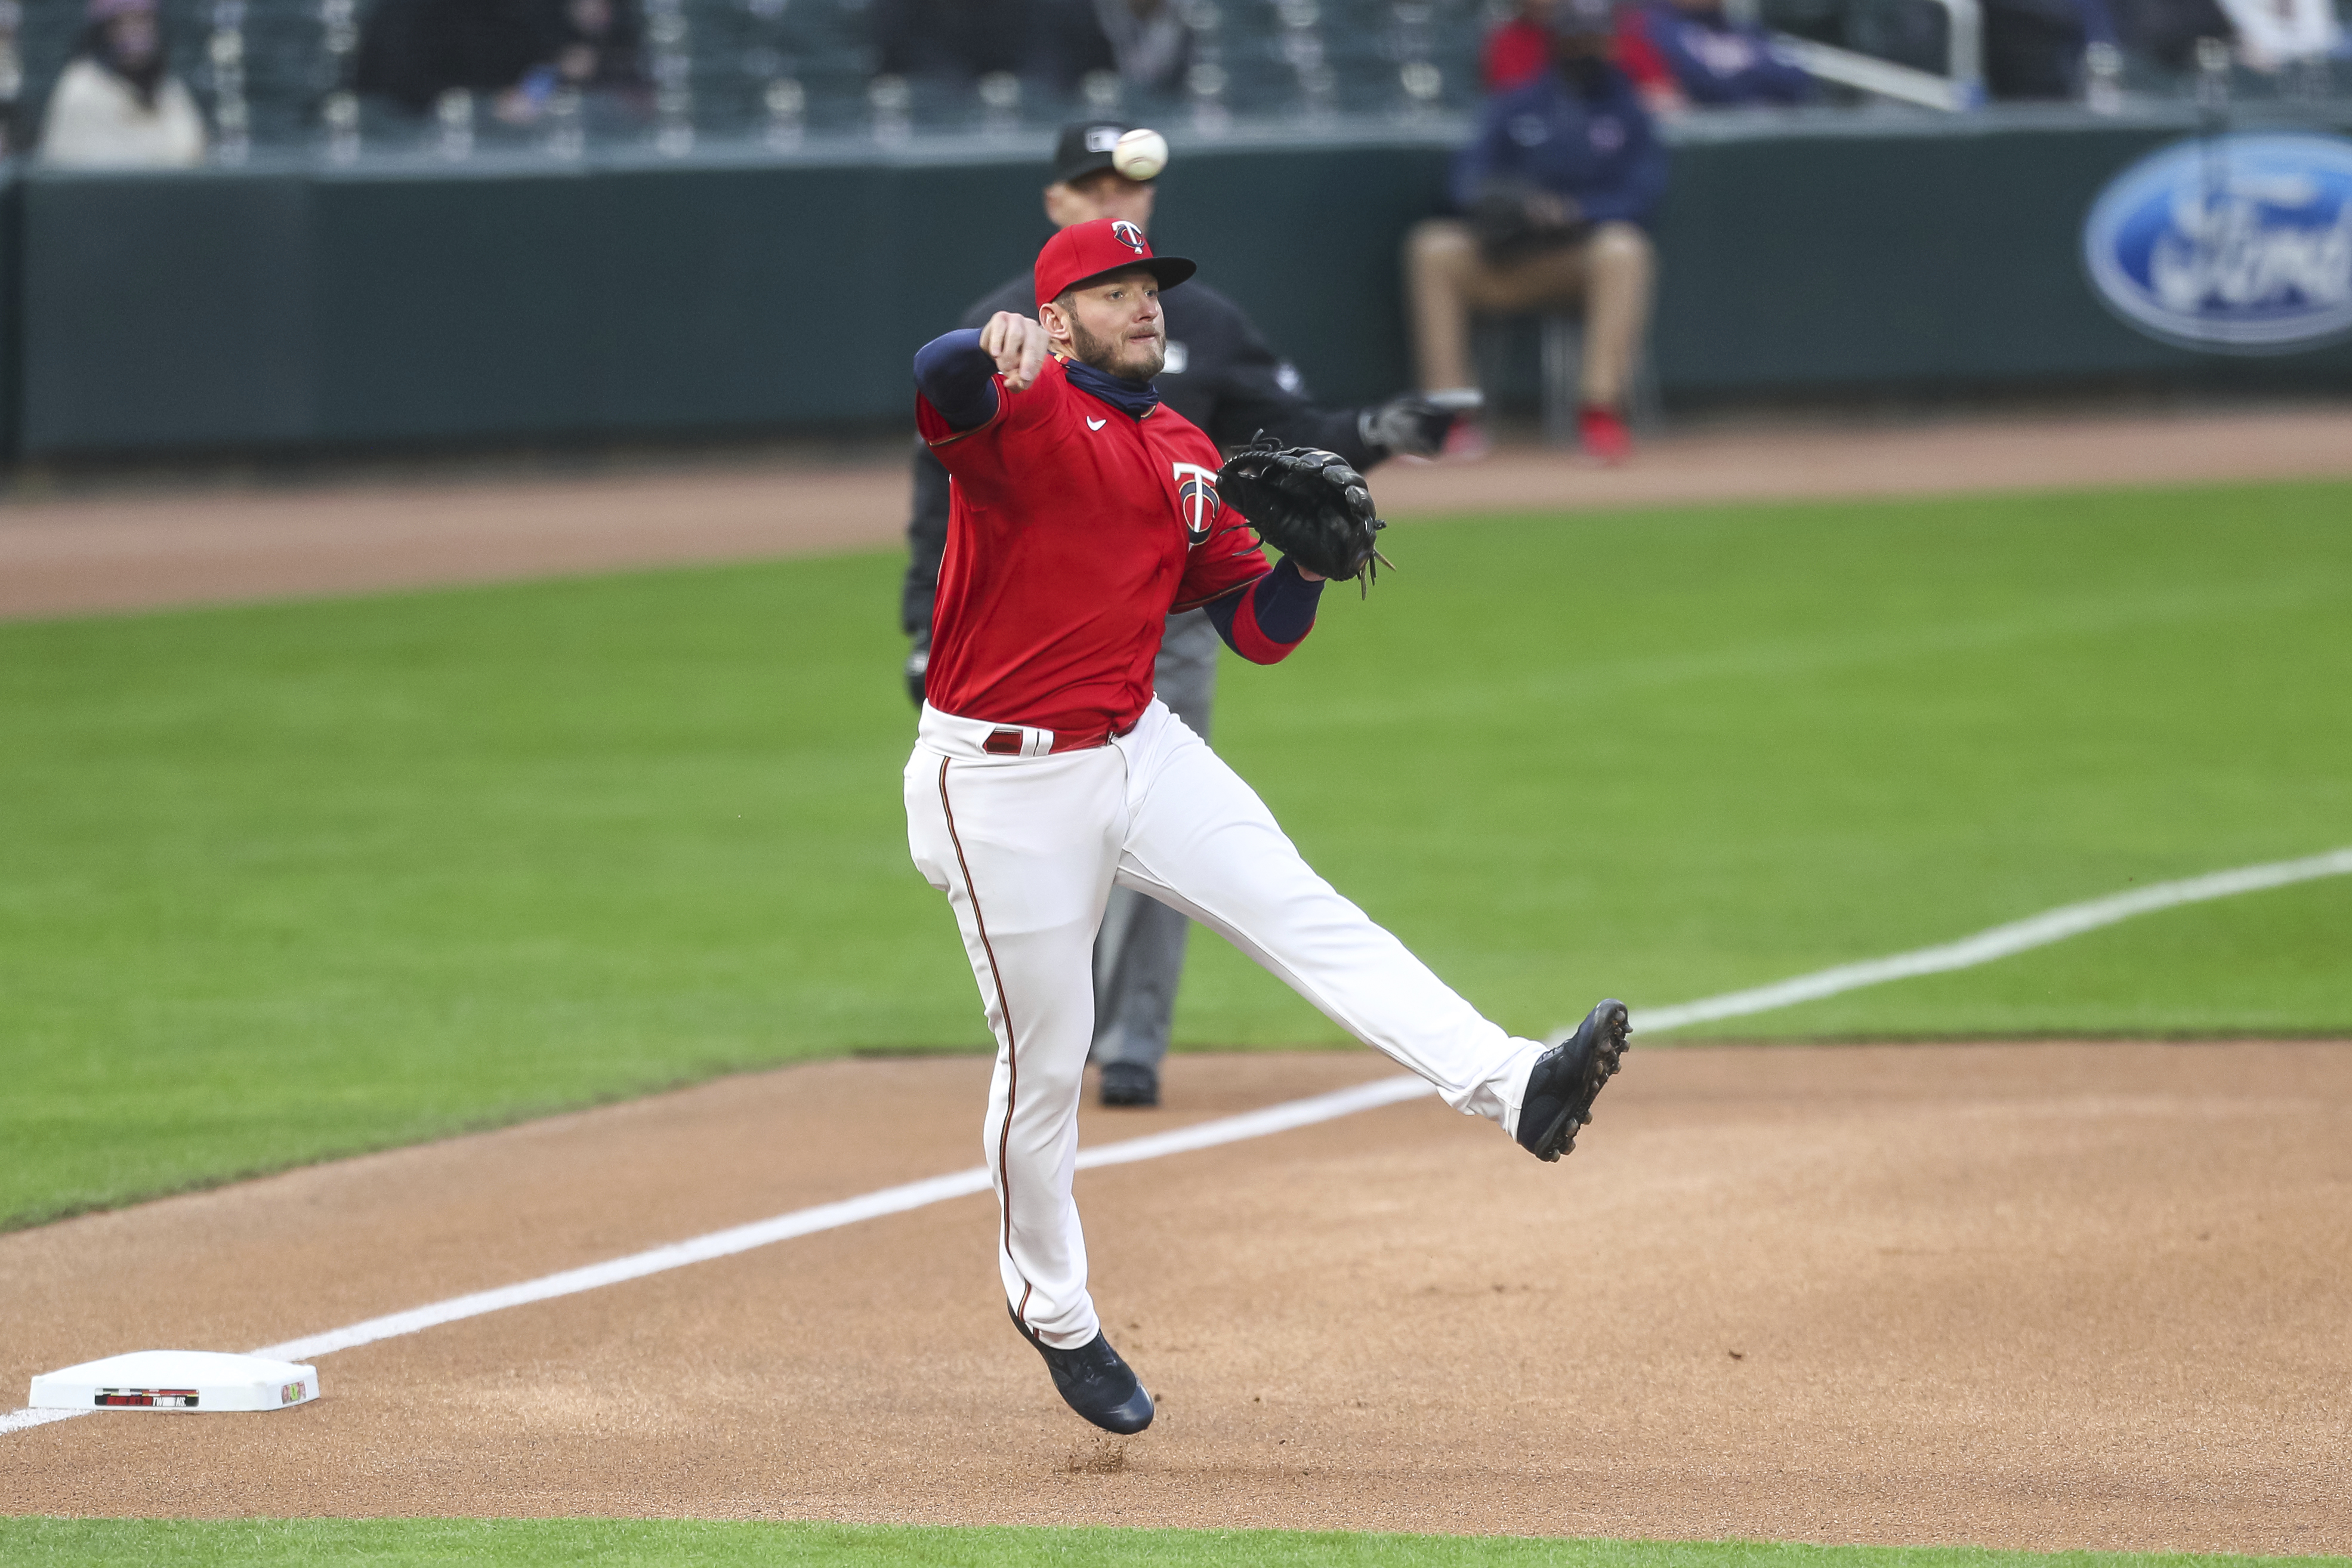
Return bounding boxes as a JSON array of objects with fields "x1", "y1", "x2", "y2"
[{"x1": 1730, "y1": 0, "x2": 1985, "y2": 111}]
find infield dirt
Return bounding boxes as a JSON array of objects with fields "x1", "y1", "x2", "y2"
[
  {"x1": 8, "y1": 405, "x2": 2352, "y2": 620},
  {"x1": 5, "y1": 1044, "x2": 2347, "y2": 1554}
]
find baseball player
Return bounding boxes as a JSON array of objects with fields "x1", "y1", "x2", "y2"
[
  {"x1": 905, "y1": 216, "x2": 1630, "y2": 1436},
  {"x1": 904, "y1": 119, "x2": 1480, "y2": 1111}
]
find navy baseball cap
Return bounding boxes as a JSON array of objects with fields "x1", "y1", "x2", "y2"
[{"x1": 1052, "y1": 121, "x2": 1138, "y2": 185}]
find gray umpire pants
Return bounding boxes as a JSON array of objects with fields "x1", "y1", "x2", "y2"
[{"x1": 1089, "y1": 607, "x2": 1220, "y2": 1070}]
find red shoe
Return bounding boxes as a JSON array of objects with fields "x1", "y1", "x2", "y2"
[{"x1": 1578, "y1": 404, "x2": 1632, "y2": 464}]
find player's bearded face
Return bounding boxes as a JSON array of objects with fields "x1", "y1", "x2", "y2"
[{"x1": 1059, "y1": 274, "x2": 1166, "y2": 384}]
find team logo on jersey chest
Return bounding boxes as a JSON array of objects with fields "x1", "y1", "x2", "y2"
[{"x1": 1171, "y1": 461, "x2": 1221, "y2": 545}]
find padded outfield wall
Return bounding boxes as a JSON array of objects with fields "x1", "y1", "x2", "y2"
[{"x1": 11, "y1": 104, "x2": 2352, "y2": 459}]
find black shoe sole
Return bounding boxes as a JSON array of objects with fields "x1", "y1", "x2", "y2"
[
  {"x1": 1526, "y1": 999, "x2": 1631, "y2": 1163},
  {"x1": 1010, "y1": 1310, "x2": 1156, "y2": 1435}
]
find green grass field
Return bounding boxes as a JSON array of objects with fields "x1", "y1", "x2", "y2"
[
  {"x1": 2, "y1": 480, "x2": 2347, "y2": 1229},
  {"x1": 0, "y1": 1520, "x2": 2342, "y2": 1568}
]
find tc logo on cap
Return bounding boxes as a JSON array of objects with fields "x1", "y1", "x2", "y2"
[
  {"x1": 1086, "y1": 126, "x2": 1121, "y2": 152},
  {"x1": 1112, "y1": 221, "x2": 1147, "y2": 255}
]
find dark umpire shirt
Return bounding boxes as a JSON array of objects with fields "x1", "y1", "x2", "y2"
[{"x1": 900, "y1": 268, "x2": 1383, "y2": 640}]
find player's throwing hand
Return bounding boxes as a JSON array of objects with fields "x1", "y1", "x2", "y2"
[{"x1": 979, "y1": 311, "x2": 1051, "y2": 391}]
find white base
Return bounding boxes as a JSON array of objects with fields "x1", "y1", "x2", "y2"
[{"x1": 29, "y1": 1350, "x2": 320, "y2": 1412}]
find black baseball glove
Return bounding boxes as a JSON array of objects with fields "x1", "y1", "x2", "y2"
[{"x1": 1215, "y1": 438, "x2": 1391, "y2": 595}]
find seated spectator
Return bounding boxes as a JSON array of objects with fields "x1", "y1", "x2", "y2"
[
  {"x1": 1618, "y1": 0, "x2": 1815, "y2": 109},
  {"x1": 1484, "y1": 0, "x2": 1558, "y2": 91},
  {"x1": 39, "y1": 0, "x2": 205, "y2": 168},
  {"x1": 1405, "y1": 0, "x2": 1666, "y2": 463},
  {"x1": 357, "y1": 0, "x2": 643, "y2": 123}
]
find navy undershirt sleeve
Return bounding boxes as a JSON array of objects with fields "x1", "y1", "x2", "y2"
[
  {"x1": 913, "y1": 328, "x2": 1001, "y2": 431},
  {"x1": 1204, "y1": 556, "x2": 1325, "y2": 654}
]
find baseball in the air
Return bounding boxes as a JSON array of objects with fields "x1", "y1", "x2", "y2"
[{"x1": 1113, "y1": 128, "x2": 1168, "y2": 182}]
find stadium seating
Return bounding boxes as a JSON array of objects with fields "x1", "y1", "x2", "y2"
[
  {"x1": 2, "y1": 0, "x2": 1490, "y2": 156},
  {"x1": 4, "y1": 0, "x2": 2344, "y2": 160}
]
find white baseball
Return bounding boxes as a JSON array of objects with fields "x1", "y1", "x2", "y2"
[{"x1": 1112, "y1": 128, "x2": 1168, "y2": 182}]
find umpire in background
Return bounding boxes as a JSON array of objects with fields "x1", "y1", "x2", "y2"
[{"x1": 903, "y1": 119, "x2": 1474, "y2": 1109}]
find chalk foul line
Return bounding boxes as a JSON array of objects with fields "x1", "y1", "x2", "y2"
[
  {"x1": 0, "y1": 1074, "x2": 1438, "y2": 1437},
  {"x1": 8, "y1": 845, "x2": 2347, "y2": 1436},
  {"x1": 1613, "y1": 845, "x2": 2352, "y2": 1039}
]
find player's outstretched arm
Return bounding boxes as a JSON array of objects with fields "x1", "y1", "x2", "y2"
[
  {"x1": 912, "y1": 329, "x2": 1002, "y2": 431},
  {"x1": 912, "y1": 316, "x2": 1053, "y2": 433}
]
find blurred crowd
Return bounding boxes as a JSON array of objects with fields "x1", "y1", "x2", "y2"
[
  {"x1": 0, "y1": 0, "x2": 2344, "y2": 166},
  {"x1": 351, "y1": 0, "x2": 650, "y2": 121}
]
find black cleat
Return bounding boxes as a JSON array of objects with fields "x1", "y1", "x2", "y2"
[
  {"x1": 1011, "y1": 1310, "x2": 1155, "y2": 1434},
  {"x1": 1515, "y1": 998, "x2": 1631, "y2": 1162},
  {"x1": 1098, "y1": 1061, "x2": 1160, "y2": 1107}
]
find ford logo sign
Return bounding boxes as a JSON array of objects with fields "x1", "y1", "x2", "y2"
[{"x1": 2082, "y1": 133, "x2": 2352, "y2": 353}]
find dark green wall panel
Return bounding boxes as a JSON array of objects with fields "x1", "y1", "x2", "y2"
[
  {"x1": 295, "y1": 159, "x2": 1046, "y2": 442},
  {"x1": 1648, "y1": 121, "x2": 2352, "y2": 393},
  {"x1": 307, "y1": 171, "x2": 602, "y2": 440},
  {"x1": 14, "y1": 119, "x2": 2352, "y2": 458},
  {"x1": 0, "y1": 171, "x2": 18, "y2": 462},
  {"x1": 22, "y1": 171, "x2": 314, "y2": 449}
]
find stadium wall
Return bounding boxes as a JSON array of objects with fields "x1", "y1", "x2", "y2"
[
  {"x1": 0, "y1": 168, "x2": 17, "y2": 463},
  {"x1": 13, "y1": 110, "x2": 2352, "y2": 458}
]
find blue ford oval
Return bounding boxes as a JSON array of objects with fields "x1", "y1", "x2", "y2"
[{"x1": 2083, "y1": 132, "x2": 2352, "y2": 353}]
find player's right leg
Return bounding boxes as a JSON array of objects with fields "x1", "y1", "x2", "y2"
[
  {"x1": 903, "y1": 723, "x2": 1120, "y2": 1348},
  {"x1": 903, "y1": 714, "x2": 1156, "y2": 1433}
]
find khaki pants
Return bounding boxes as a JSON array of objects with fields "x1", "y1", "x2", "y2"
[{"x1": 1406, "y1": 217, "x2": 1654, "y2": 410}]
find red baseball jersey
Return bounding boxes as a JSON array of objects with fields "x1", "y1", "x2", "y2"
[{"x1": 917, "y1": 356, "x2": 1269, "y2": 739}]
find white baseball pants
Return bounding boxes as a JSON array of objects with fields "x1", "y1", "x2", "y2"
[{"x1": 904, "y1": 697, "x2": 1547, "y2": 1350}]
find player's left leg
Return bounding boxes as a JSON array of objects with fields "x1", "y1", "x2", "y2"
[{"x1": 1105, "y1": 703, "x2": 1617, "y2": 1146}]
